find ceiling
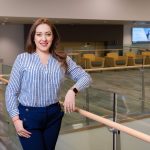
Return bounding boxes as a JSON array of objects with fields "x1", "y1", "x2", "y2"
[{"x1": 0, "y1": 16, "x2": 150, "y2": 26}]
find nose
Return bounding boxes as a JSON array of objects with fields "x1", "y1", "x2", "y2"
[{"x1": 41, "y1": 35, "x2": 47, "y2": 41}]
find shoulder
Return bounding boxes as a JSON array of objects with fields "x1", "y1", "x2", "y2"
[
  {"x1": 15, "y1": 52, "x2": 33, "y2": 65},
  {"x1": 16, "y1": 52, "x2": 34, "y2": 60},
  {"x1": 66, "y1": 56, "x2": 72, "y2": 61},
  {"x1": 17, "y1": 52, "x2": 31, "y2": 57},
  {"x1": 66, "y1": 56, "x2": 76, "y2": 64}
]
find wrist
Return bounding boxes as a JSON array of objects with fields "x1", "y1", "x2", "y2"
[
  {"x1": 70, "y1": 87, "x2": 78, "y2": 95},
  {"x1": 13, "y1": 118, "x2": 20, "y2": 124},
  {"x1": 12, "y1": 116, "x2": 20, "y2": 123}
]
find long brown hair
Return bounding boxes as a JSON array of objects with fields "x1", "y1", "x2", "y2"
[{"x1": 26, "y1": 18, "x2": 67, "y2": 70}]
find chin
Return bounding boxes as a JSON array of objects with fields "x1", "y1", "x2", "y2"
[
  {"x1": 42, "y1": 49, "x2": 50, "y2": 53},
  {"x1": 40, "y1": 47, "x2": 50, "y2": 52}
]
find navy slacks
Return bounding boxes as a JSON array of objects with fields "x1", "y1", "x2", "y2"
[{"x1": 18, "y1": 102, "x2": 64, "y2": 150}]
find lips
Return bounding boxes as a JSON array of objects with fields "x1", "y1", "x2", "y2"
[{"x1": 40, "y1": 42, "x2": 48, "y2": 46}]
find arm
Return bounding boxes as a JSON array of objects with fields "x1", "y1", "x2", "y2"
[
  {"x1": 63, "y1": 56, "x2": 92, "y2": 113},
  {"x1": 5, "y1": 55, "x2": 23, "y2": 118},
  {"x1": 66, "y1": 56, "x2": 92, "y2": 91},
  {"x1": 5, "y1": 55, "x2": 31, "y2": 138}
]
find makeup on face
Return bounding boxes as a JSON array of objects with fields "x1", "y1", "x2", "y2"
[{"x1": 34, "y1": 24, "x2": 53, "y2": 53}]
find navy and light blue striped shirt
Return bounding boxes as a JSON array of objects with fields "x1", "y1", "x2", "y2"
[{"x1": 5, "y1": 52, "x2": 92, "y2": 117}]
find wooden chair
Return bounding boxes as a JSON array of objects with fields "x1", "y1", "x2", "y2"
[
  {"x1": 125, "y1": 52, "x2": 144, "y2": 66},
  {"x1": 105, "y1": 52, "x2": 127, "y2": 67},
  {"x1": 82, "y1": 54, "x2": 105, "y2": 68},
  {"x1": 142, "y1": 52, "x2": 150, "y2": 65}
]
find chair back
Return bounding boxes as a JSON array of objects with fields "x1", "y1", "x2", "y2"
[
  {"x1": 125, "y1": 52, "x2": 136, "y2": 58},
  {"x1": 107, "y1": 52, "x2": 118, "y2": 59},
  {"x1": 142, "y1": 51, "x2": 150, "y2": 56},
  {"x1": 83, "y1": 54, "x2": 95, "y2": 61}
]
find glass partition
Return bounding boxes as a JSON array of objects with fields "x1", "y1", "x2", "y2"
[
  {"x1": 0, "y1": 83, "x2": 22, "y2": 150},
  {"x1": 57, "y1": 117, "x2": 113, "y2": 150},
  {"x1": 2, "y1": 64, "x2": 12, "y2": 75},
  {"x1": 143, "y1": 67, "x2": 150, "y2": 114},
  {"x1": 120, "y1": 132, "x2": 150, "y2": 150}
]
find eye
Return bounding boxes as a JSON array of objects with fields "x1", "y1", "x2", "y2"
[
  {"x1": 36, "y1": 33, "x2": 42, "y2": 37},
  {"x1": 46, "y1": 33, "x2": 52, "y2": 36}
]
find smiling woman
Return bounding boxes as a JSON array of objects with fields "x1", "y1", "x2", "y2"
[
  {"x1": 5, "y1": 18, "x2": 92, "y2": 150},
  {"x1": 34, "y1": 24, "x2": 53, "y2": 54}
]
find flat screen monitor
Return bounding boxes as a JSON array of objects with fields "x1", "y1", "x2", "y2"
[{"x1": 132, "y1": 27, "x2": 150, "y2": 44}]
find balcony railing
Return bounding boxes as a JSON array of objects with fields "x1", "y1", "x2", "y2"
[{"x1": 0, "y1": 75, "x2": 150, "y2": 150}]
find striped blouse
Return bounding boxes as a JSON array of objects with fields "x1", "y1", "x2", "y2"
[{"x1": 5, "y1": 52, "x2": 92, "y2": 117}]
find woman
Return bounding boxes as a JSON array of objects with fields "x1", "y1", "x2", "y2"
[{"x1": 5, "y1": 18, "x2": 91, "y2": 150}]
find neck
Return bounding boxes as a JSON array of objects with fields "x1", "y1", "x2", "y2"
[{"x1": 36, "y1": 50, "x2": 50, "y2": 57}]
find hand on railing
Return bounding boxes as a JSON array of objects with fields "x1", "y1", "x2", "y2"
[{"x1": 63, "y1": 89, "x2": 76, "y2": 113}]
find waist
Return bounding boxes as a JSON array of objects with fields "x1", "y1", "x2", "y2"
[{"x1": 18, "y1": 102, "x2": 60, "y2": 112}]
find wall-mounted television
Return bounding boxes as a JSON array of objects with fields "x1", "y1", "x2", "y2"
[{"x1": 132, "y1": 27, "x2": 150, "y2": 44}]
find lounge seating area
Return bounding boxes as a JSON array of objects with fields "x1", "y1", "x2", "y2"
[{"x1": 76, "y1": 51, "x2": 150, "y2": 69}]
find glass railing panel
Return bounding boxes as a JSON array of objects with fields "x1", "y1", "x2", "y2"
[
  {"x1": 0, "y1": 75, "x2": 149, "y2": 150},
  {"x1": 115, "y1": 94, "x2": 150, "y2": 138},
  {"x1": 113, "y1": 67, "x2": 150, "y2": 136},
  {"x1": 89, "y1": 68, "x2": 143, "y2": 115},
  {"x1": 60, "y1": 66, "x2": 148, "y2": 131},
  {"x1": 2, "y1": 64, "x2": 12, "y2": 75},
  {"x1": 60, "y1": 77, "x2": 115, "y2": 129},
  {"x1": 143, "y1": 67, "x2": 150, "y2": 114},
  {"x1": 58, "y1": 116, "x2": 113, "y2": 150},
  {"x1": 0, "y1": 83, "x2": 22, "y2": 150},
  {"x1": 120, "y1": 121, "x2": 150, "y2": 150}
]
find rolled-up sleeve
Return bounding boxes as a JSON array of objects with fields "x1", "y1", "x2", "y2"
[
  {"x1": 5, "y1": 55, "x2": 23, "y2": 118},
  {"x1": 66, "y1": 56, "x2": 92, "y2": 91}
]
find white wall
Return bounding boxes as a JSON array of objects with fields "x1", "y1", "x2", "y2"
[
  {"x1": 0, "y1": 0, "x2": 150, "y2": 21},
  {"x1": 56, "y1": 118, "x2": 150, "y2": 150},
  {"x1": 123, "y1": 25, "x2": 132, "y2": 46},
  {"x1": 0, "y1": 24, "x2": 24, "y2": 65}
]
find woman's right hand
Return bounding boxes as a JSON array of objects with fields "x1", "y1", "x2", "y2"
[{"x1": 13, "y1": 119, "x2": 32, "y2": 138}]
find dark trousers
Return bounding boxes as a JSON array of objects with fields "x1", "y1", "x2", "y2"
[{"x1": 18, "y1": 102, "x2": 64, "y2": 150}]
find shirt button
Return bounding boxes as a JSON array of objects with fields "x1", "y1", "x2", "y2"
[{"x1": 25, "y1": 108, "x2": 29, "y2": 112}]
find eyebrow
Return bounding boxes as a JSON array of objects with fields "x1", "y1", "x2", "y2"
[{"x1": 35, "y1": 31, "x2": 52, "y2": 33}]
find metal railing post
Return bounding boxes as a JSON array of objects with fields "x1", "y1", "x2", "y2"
[
  {"x1": 113, "y1": 92, "x2": 121, "y2": 150},
  {"x1": 85, "y1": 88, "x2": 90, "y2": 125},
  {"x1": 140, "y1": 62, "x2": 145, "y2": 113}
]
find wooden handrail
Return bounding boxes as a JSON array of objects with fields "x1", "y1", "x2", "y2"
[
  {"x1": 85, "y1": 64, "x2": 150, "y2": 72},
  {"x1": 72, "y1": 48, "x2": 149, "y2": 53},
  {"x1": 0, "y1": 77, "x2": 8, "y2": 84},
  {"x1": 1, "y1": 77, "x2": 150, "y2": 142},
  {"x1": 74, "y1": 106, "x2": 150, "y2": 143},
  {"x1": 0, "y1": 74, "x2": 10, "y2": 77},
  {"x1": 59, "y1": 100, "x2": 150, "y2": 143}
]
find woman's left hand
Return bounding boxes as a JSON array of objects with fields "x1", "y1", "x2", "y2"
[{"x1": 63, "y1": 89, "x2": 76, "y2": 113}]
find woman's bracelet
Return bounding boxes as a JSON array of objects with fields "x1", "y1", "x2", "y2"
[{"x1": 70, "y1": 87, "x2": 78, "y2": 95}]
